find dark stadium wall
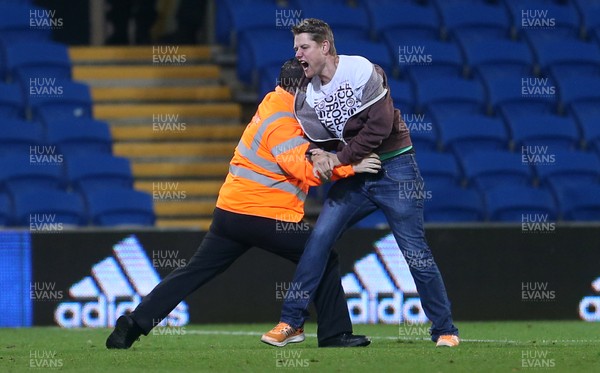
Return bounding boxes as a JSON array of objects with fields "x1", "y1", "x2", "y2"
[
  {"x1": 33, "y1": 0, "x2": 90, "y2": 45},
  {"x1": 16, "y1": 226, "x2": 600, "y2": 327}
]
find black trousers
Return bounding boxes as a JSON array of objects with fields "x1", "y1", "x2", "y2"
[{"x1": 130, "y1": 207, "x2": 352, "y2": 342}]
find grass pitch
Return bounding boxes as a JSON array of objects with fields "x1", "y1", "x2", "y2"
[{"x1": 1, "y1": 321, "x2": 600, "y2": 372}]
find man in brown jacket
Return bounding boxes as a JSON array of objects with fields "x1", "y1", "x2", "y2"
[{"x1": 262, "y1": 18, "x2": 460, "y2": 348}]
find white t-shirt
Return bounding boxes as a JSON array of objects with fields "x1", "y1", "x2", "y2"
[{"x1": 306, "y1": 55, "x2": 373, "y2": 138}]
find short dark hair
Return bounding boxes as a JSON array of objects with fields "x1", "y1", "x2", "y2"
[
  {"x1": 291, "y1": 18, "x2": 336, "y2": 56},
  {"x1": 278, "y1": 58, "x2": 304, "y2": 92}
]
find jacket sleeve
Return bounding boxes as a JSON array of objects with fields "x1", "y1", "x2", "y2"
[
  {"x1": 336, "y1": 68, "x2": 395, "y2": 165},
  {"x1": 267, "y1": 119, "x2": 354, "y2": 187}
]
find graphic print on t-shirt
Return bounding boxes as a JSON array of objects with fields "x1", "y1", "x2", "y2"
[{"x1": 314, "y1": 81, "x2": 361, "y2": 139}]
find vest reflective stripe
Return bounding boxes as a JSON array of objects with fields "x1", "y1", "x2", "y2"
[
  {"x1": 235, "y1": 112, "x2": 296, "y2": 174},
  {"x1": 249, "y1": 112, "x2": 295, "y2": 152},
  {"x1": 229, "y1": 165, "x2": 307, "y2": 202},
  {"x1": 237, "y1": 143, "x2": 283, "y2": 174},
  {"x1": 271, "y1": 136, "x2": 309, "y2": 157}
]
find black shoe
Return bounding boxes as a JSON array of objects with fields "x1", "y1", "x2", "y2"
[
  {"x1": 106, "y1": 315, "x2": 142, "y2": 349},
  {"x1": 318, "y1": 333, "x2": 371, "y2": 348}
]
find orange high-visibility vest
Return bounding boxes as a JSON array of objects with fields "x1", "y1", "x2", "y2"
[{"x1": 217, "y1": 87, "x2": 354, "y2": 222}]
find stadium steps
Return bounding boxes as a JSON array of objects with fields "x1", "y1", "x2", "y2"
[
  {"x1": 91, "y1": 86, "x2": 231, "y2": 102},
  {"x1": 69, "y1": 46, "x2": 212, "y2": 63},
  {"x1": 69, "y1": 45, "x2": 242, "y2": 229},
  {"x1": 113, "y1": 142, "x2": 236, "y2": 158}
]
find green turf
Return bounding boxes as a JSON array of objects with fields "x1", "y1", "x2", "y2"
[{"x1": 1, "y1": 321, "x2": 600, "y2": 372}]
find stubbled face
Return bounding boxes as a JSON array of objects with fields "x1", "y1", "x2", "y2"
[{"x1": 294, "y1": 32, "x2": 327, "y2": 79}]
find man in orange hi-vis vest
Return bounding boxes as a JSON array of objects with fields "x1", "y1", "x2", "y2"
[{"x1": 106, "y1": 59, "x2": 380, "y2": 350}]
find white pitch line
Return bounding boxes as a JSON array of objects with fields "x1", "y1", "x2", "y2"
[
  {"x1": 184, "y1": 330, "x2": 600, "y2": 344},
  {"x1": 64, "y1": 328, "x2": 600, "y2": 344}
]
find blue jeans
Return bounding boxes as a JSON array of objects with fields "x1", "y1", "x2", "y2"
[{"x1": 280, "y1": 153, "x2": 458, "y2": 341}]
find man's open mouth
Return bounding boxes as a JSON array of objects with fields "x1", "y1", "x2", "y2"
[{"x1": 299, "y1": 60, "x2": 309, "y2": 70}]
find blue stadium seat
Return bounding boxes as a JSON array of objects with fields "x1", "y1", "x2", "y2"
[
  {"x1": 0, "y1": 118, "x2": 43, "y2": 155},
  {"x1": 65, "y1": 154, "x2": 133, "y2": 192},
  {"x1": 45, "y1": 119, "x2": 112, "y2": 157},
  {"x1": 437, "y1": 114, "x2": 509, "y2": 156},
  {"x1": 4, "y1": 41, "x2": 71, "y2": 84},
  {"x1": 237, "y1": 30, "x2": 290, "y2": 86},
  {"x1": 557, "y1": 76, "x2": 600, "y2": 111},
  {"x1": 459, "y1": 150, "x2": 533, "y2": 191},
  {"x1": 535, "y1": 150, "x2": 600, "y2": 190},
  {"x1": 570, "y1": 102, "x2": 600, "y2": 150},
  {"x1": 387, "y1": 36, "x2": 463, "y2": 81},
  {"x1": 460, "y1": 38, "x2": 534, "y2": 78},
  {"x1": 387, "y1": 78, "x2": 415, "y2": 115},
  {"x1": 0, "y1": 82, "x2": 24, "y2": 118},
  {"x1": 484, "y1": 185, "x2": 558, "y2": 222},
  {"x1": 402, "y1": 112, "x2": 438, "y2": 152},
  {"x1": 335, "y1": 39, "x2": 394, "y2": 77},
  {"x1": 367, "y1": 2, "x2": 441, "y2": 41},
  {"x1": 594, "y1": 26, "x2": 600, "y2": 47},
  {"x1": 84, "y1": 188, "x2": 155, "y2": 227},
  {"x1": 258, "y1": 65, "x2": 281, "y2": 100},
  {"x1": 0, "y1": 154, "x2": 64, "y2": 193},
  {"x1": 574, "y1": 0, "x2": 600, "y2": 38},
  {"x1": 217, "y1": 1, "x2": 285, "y2": 48},
  {"x1": 11, "y1": 188, "x2": 86, "y2": 227},
  {"x1": 26, "y1": 80, "x2": 92, "y2": 122},
  {"x1": 298, "y1": 2, "x2": 371, "y2": 41},
  {"x1": 483, "y1": 75, "x2": 557, "y2": 117},
  {"x1": 0, "y1": 3, "x2": 51, "y2": 47},
  {"x1": 0, "y1": 192, "x2": 12, "y2": 226},
  {"x1": 507, "y1": 1, "x2": 581, "y2": 39},
  {"x1": 529, "y1": 37, "x2": 600, "y2": 75},
  {"x1": 424, "y1": 183, "x2": 485, "y2": 222},
  {"x1": 546, "y1": 63, "x2": 600, "y2": 87},
  {"x1": 506, "y1": 113, "x2": 580, "y2": 151},
  {"x1": 416, "y1": 76, "x2": 486, "y2": 119},
  {"x1": 555, "y1": 184, "x2": 600, "y2": 221},
  {"x1": 435, "y1": 1, "x2": 511, "y2": 41},
  {"x1": 415, "y1": 151, "x2": 462, "y2": 186}
]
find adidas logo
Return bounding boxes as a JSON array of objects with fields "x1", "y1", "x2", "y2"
[
  {"x1": 579, "y1": 277, "x2": 600, "y2": 321},
  {"x1": 54, "y1": 235, "x2": 189, "y2": 328},
  {"x1": 342, "y1": 233, "x2": 427, "y2": 324}
]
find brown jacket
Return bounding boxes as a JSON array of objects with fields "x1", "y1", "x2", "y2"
[{"x1": 294, "y1": 64, "x2": 412, "y2": 164}]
